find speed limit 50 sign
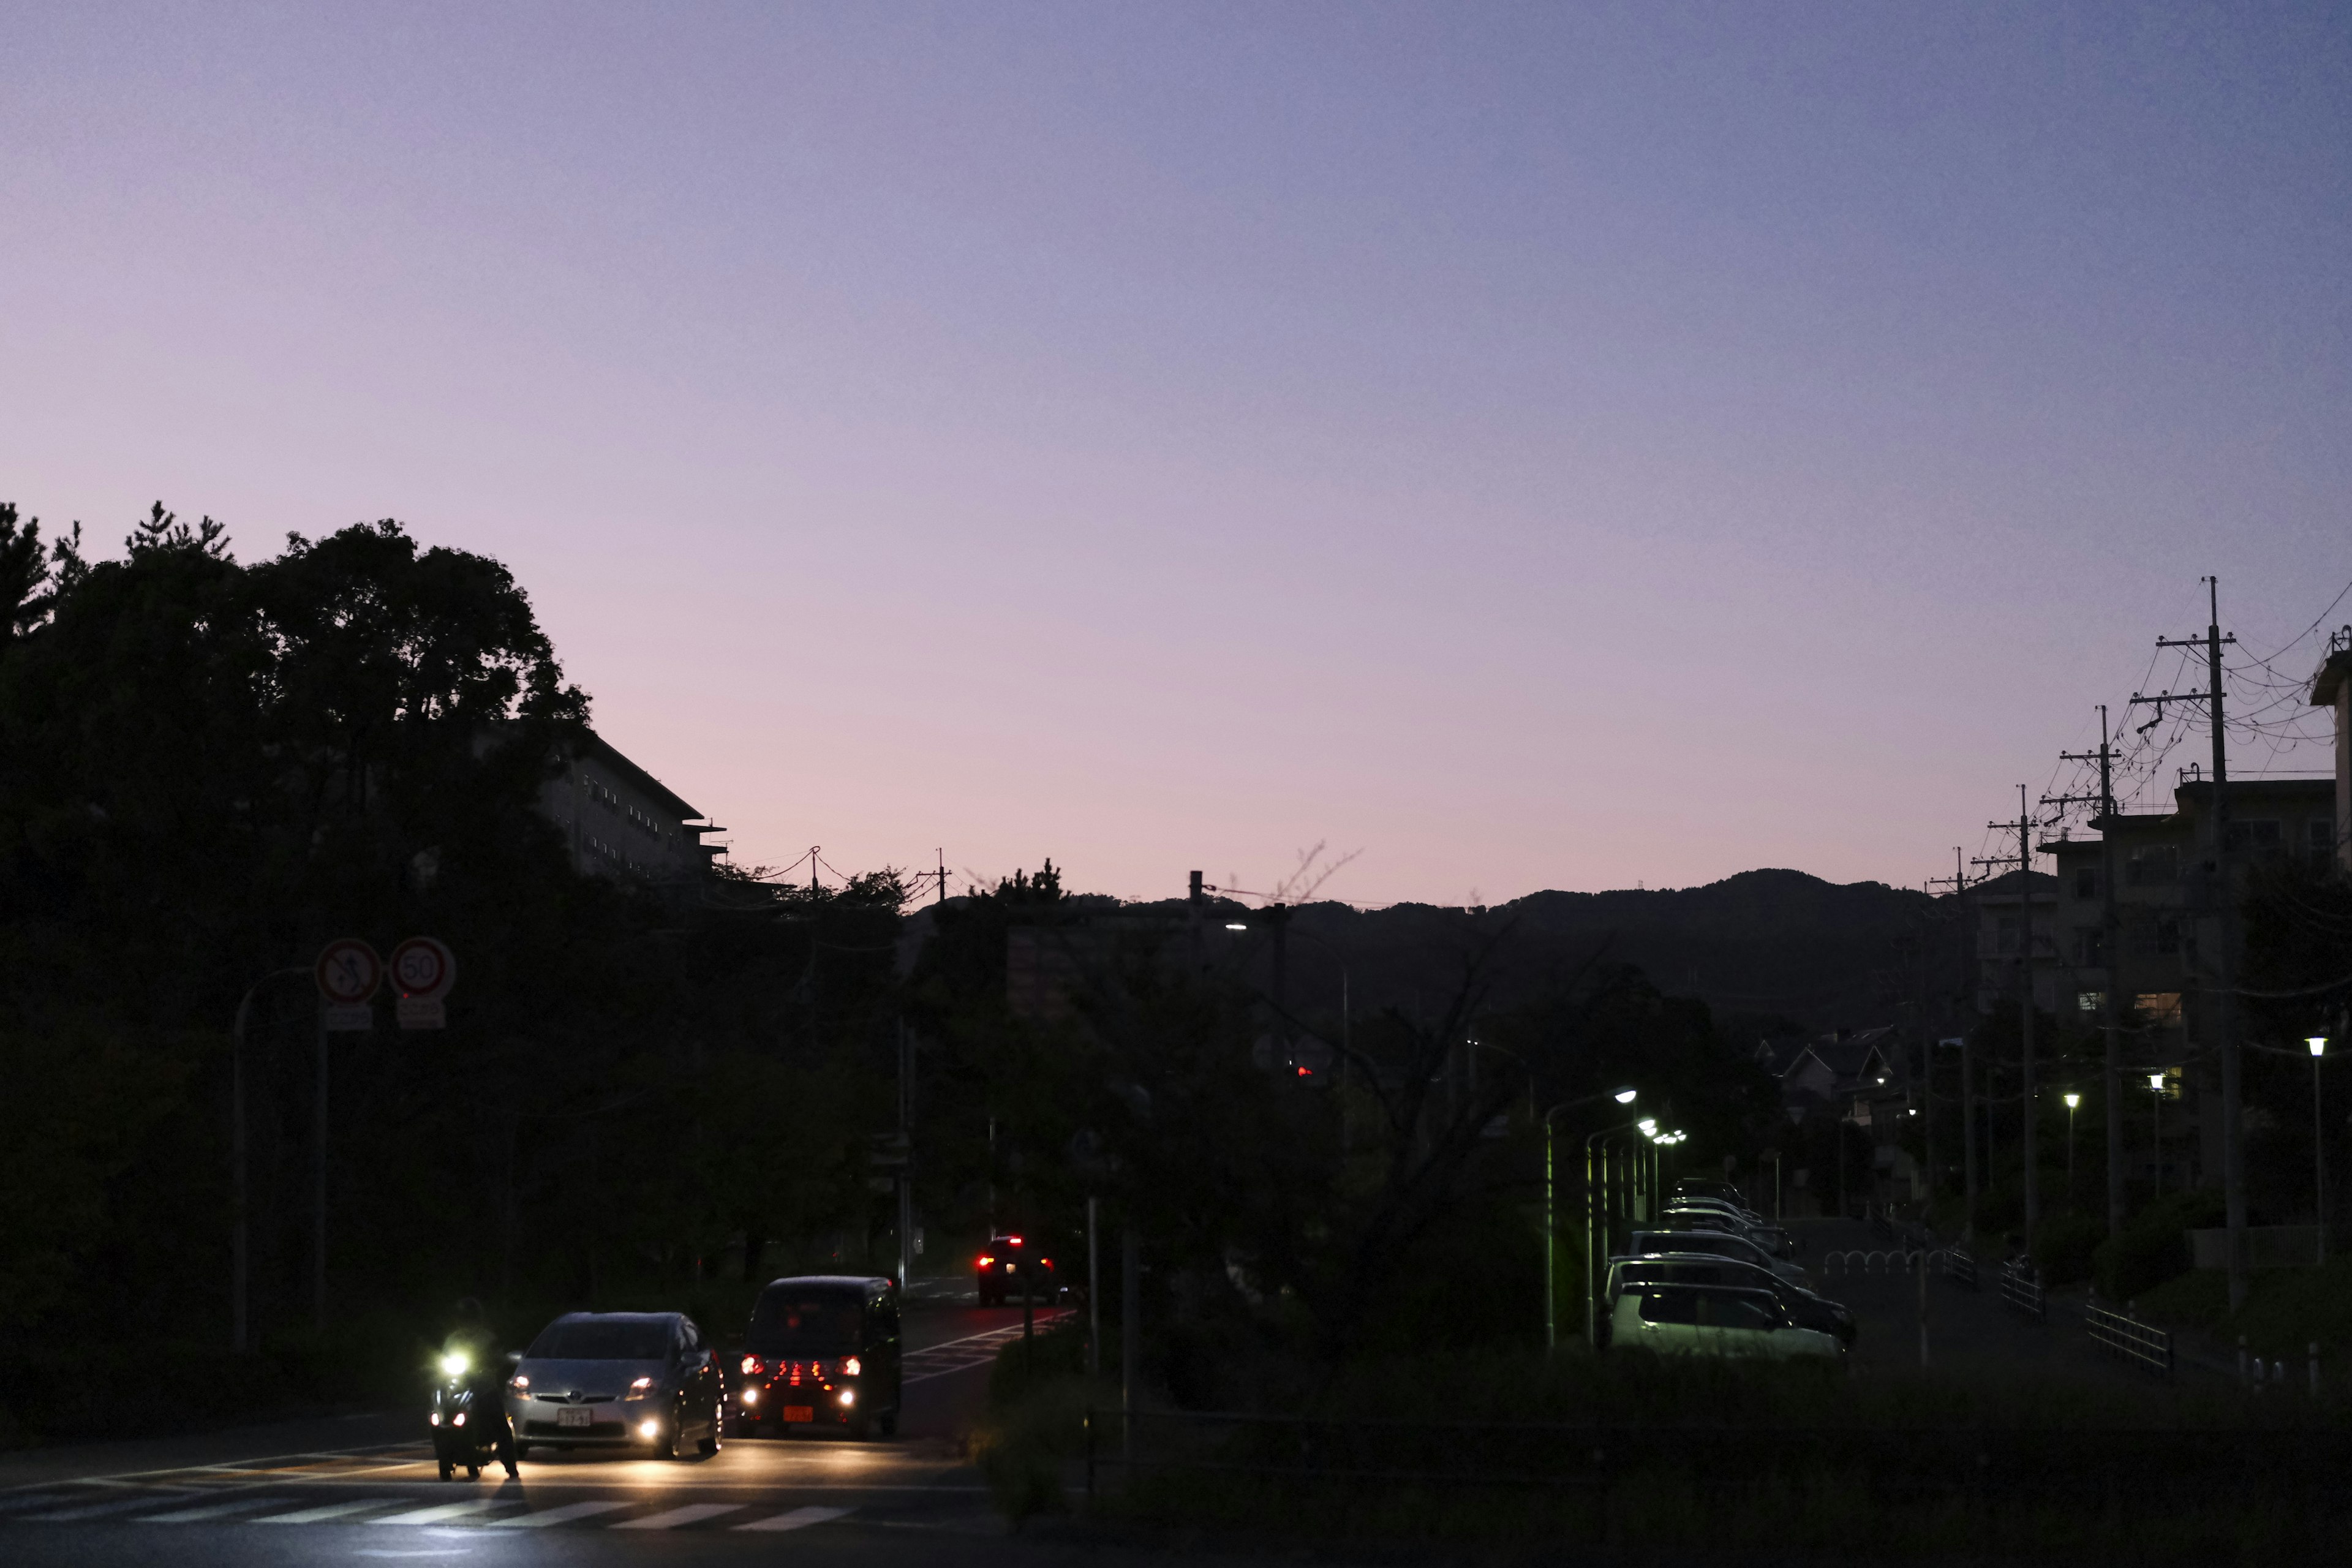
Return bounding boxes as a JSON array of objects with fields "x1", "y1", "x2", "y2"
[{"x1": 390, "y1": 937, "x2": 457, "y2": 1030}]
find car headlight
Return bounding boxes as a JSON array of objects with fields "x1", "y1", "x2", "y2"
[
  {"x1": 624, "y1": 1376, "x2": 655, "y2": 1400},
  {"x1": 510, "y1": 1374, "x2": 529, "y2": 1392},
  {"x1": 838, "y1": 1390, "x2": 855, "y2": 1407},
  {"x1": 639, "y1": 1420, "x2": 660, "y2": 1439},
  {"x1": 843, "y1": 1356, "x2": 861, "y2": 1376},
  {"x1": 440, "y1": 1352, "x2": 469, "y2": 1379},
  {"x1": 741, "y1": 1387, "x2": 758, "y2": 1404}
]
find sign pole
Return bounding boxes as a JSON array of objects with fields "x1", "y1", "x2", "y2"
[
  {"x1": 314, "y1": 1003, "x2": 328, "y2": 1334},
  {"x1": 310, "y1": 937, "x2": 385, "y2": 1338}
]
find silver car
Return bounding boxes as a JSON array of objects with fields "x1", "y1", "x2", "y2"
[{"x1": 507, "y1": 1311, "x2": 724, "y2": 1461}]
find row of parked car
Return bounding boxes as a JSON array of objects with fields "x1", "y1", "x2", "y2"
[{"x1": 1602, "y1": 1179, "x2": 1855, "y2": 1360}]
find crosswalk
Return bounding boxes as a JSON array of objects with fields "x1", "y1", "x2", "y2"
[{"x1": 0, "y1": 1487, "x2": 859, "y2": 1534}]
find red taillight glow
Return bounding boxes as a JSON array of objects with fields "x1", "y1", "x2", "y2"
[
  {"x1": 1297, "y1": 1066, "x2": 1312, "y2": 1076},
  {"x1": 741, "y1": 1355, "x2": 764, "y2": 1376},
  {"x1": 978, "y1": 1255, "x2": 994, "y2": 1267},
  {"x1": 1007, "y1": 1236, "x2": 1023, "y2": 1245}
]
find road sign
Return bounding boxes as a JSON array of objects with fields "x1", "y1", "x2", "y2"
[
  {"x1": 389, "y1": 937, "x2": 456, "y2": 1030},
  {"x1": 390, "y1": 937, "x2": 457, "y2": 999},
  {"x1": 316, "y1": 939, "x2": 380, "y2": 1030}
]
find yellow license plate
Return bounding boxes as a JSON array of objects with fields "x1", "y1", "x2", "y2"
[{"x1": 782, "y1": 1405, "x2": 813, "y2": 1423}]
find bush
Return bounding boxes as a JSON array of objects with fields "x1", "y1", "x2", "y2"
[
  {"x1": 2033, "y1": 1210, "x2": 2103, "y2": 1287},
  {"x1": 2095, "y1": 1190, "x2": 2225, "y2": 1302}
]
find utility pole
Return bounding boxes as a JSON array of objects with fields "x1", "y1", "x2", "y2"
[
  {"x1": 937, "y1": 848, "x2": 946, "y2": 906},
  {"x1": 2136, "y1": 578, "x2": 2244, "y2": 1309},
  {"x1": 1973, "y1": 840, "x2": 2026, "y2": 1247},
  {"x1": 1926, "y1": 851, "x2": 1973, "y2": 1238},
  {"x1": 2056, "y1": 706, "x2": 2127, "y2": 1237}
]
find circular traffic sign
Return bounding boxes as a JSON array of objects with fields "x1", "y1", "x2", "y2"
[
  {"x1": 315, "y1": 938, "x2": 383, "y2": 1005},
  {"x1": 390, "y1": 936, "x2": 457, "y2": 1000}
]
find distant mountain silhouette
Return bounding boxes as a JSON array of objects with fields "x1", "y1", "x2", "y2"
[{"x1": 1283, "y1": 869, "x2": 1936, "y2": 1036}]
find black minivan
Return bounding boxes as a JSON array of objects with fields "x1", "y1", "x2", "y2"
[{"x1": 729, "y1": 1275, "x2": 902, "y2": 1439}]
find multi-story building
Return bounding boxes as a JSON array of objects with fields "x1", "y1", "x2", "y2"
[
  {"x1": 539, "y1": 728, "x2": 722, "y2": 886},
  {"x1": 2036, "y1": 774, "x2": 2335, "y2": 1189}
]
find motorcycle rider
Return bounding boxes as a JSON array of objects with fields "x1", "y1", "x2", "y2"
[{"x1": 440, "y1": 1297, "x2": 520, "y2": 1479}]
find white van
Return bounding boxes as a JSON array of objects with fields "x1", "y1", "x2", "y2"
[{"x1": 1608, "y1": 1283, "x2": 1842, "y2": 1362}]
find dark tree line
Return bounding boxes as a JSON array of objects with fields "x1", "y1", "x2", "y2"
[{"x1": 0, "y1": 505, "x2": 910, "y2": 1434}]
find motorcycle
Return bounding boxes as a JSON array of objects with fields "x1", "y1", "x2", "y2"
[{"x1": 428, "y1": 1348, "x2": 519, "y2": 1481}]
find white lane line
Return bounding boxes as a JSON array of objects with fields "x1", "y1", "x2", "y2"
[
  {"x1": 23, "y1": 1494, "x2": 192, "y2": 1521},
  {"x1": 371, "y1": 1498, "x2": 517, "y2": 1525},
  {"x1": 612, "y1": 1503, "x2": 742, "y2": 1530},
  {"x1": 484, "y1": 1500, "x2": 633, "y2": 1528},
  {"x1": 252, "y1": 1499, "x2": 401, "y2": 1524},
  {"x1": 736, "y1": 1506, "x2": 855, "y2": 1532},
  {"x1": 0, "y1": 1494, "x2": 70, "y2": 1514},
  {"x1": 139, "y1": 1495, "x2": 293, "y2": 1523}
]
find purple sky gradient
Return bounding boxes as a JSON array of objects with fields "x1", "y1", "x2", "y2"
[{"x1": 6, "y1": 2, "x2": 2347, "y2": 904}]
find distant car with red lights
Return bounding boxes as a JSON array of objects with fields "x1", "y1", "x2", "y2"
[
  {"x1": 976, "y1": 1234, "x2": 1056, "y2": 1306},
  {"x1": 728, "y1": 1276, "x2": 901, "y2": 1440}
]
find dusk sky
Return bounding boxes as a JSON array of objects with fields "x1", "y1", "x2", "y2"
[{"x1": 7, "y1": 2, "x2": 2347, "y2": 906}]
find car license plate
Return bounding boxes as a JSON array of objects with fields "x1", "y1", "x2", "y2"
[
  {"x1": 782, "y1": 1405, "x2": 813, "y2": 1423},
  {"x1": 557, "y1": 1406, "x2": 593, "y2": 1428}
]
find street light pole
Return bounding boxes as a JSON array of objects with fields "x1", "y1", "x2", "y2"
[
  {"x1": 2064, "y1": 1092, "x2": 2081, "y2": 1210},
  {"x1": 2149, "y1": 1072, "x2": 2166, "y2": 1197},
  {"x1": 1584, "y1": 1115, "x2": 1649, "y2": 1349},
  {"x1": 1543, "y1": 1088, "x2": 1636, "y2": 1352},
  {"x1": 2312, "y1": 1038, "x2": 2330, "y2": 1264}
]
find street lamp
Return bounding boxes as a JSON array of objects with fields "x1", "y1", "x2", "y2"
[
  {"x1": 2148, "y1": 1072, "x2": 2166, "y2": 1197},
  {"x1": 2064, "y1": 1093, "x2": 2081, "y2": 1208},
  {"x1": 2311, "y1": 1038, "x2": 2329, "y2": 1264},
  {"x1": 1540, "y1": 1088, "x2": 1637, "y2": 1352}
]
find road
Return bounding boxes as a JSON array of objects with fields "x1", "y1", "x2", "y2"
[
  {"x1": 0, "y1": 1299, "x2": 1095, "y2": 1567},
  {"x1": 1794, "y1": 1216, "x2": 2218, "y2": 1386}
]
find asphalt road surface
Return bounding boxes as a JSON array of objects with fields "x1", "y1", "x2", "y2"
[{"x1": 0, "y1": 1300, "x2": 1097, "y2": 1567}]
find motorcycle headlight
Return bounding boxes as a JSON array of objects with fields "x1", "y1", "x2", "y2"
[{"x1": 440, "y1": 1352, "x2": 469, "y2": 1379}]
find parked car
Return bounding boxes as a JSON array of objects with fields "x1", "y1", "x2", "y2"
[
  {"x1": 1673, "y1": 1178, "x2": 1758, "y2": 1213},
  {"x1": 1662, "y1": 1205, "x2": 1798, "y2": 1259},
  {"x1": 976, "y1": 1234, "x2": 1056, "y2": 1306},
  {"x1": 1628, "y1": 1227, "x2": 1809, "y2": 1287},
  {"x1": 729, "y1": 1275, "x2": 902, "y2": 1440},
  {"x1": 1607, "y1": 1283, "x2": 1841, "y2": 1361},
  {"x1": 1605, "y1": 1256, "x2": 1855, "y2": 1346},
  {"x1": 506, "y1": 1311, "x2": 723, "y2": 1460}
]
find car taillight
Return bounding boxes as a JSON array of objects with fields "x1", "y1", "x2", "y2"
[
  {"x1": 741, "y1": 1355, "x2": 764, "y2": 1376},
  {"x1": 978, "y1": 1255, "x2": 993, "y2": 1267}
]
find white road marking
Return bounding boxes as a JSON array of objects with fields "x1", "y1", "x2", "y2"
[
  {"x1": 613, "y1": 1502, "x2": 742, "y2": 1529},
  {"x1": 736, "y1": 1505, "x2": 854, "y2": 1532},
  {"x1": 253, "y1": 1499, "x2": 401, "y2": 1524},
  {"x1": 23, "y1": 1494, "x2": 189, "y2": 1521},
  {"x1": 484, "y1": 1499, "x2": 633, "y2": 1527},
  {"x1": 0, "y1": 1494, "x2": 69, "y2": 1514},
  {"x1": 138, "y1": 1495, "x2": 293, "y2": 1522},
  {"x1": 372, "y1": 1498, "x2": 516, "y2": 1524}
]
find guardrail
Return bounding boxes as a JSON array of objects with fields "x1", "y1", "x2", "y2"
[
  {"x1": 1999, "y1": 1257, "x2": 2046, "y2": 1322},
  {"x1": 1942, "y1": 1247, "x2": 1977, "y2": 1291},
  {"x1": 2086, "y1": 1301, "x2": 2173, "y2": 1376}
]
